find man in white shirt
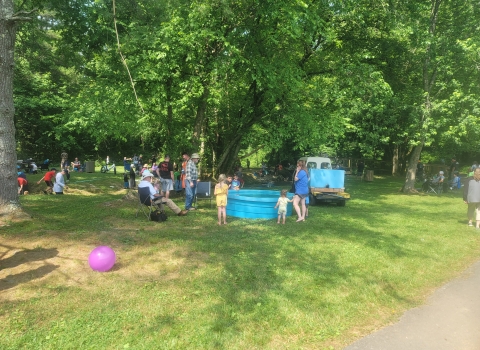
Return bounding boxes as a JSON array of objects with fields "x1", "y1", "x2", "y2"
[{"x1": 138, "y1": 171, "x2": 188, "y2": 216}]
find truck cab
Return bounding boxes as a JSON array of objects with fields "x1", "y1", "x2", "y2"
[
  {"x1": 299, "y1": 157, "x2": 332, "y2": 170},
  {"x1": 298, "y1": 157, "x2": 350, "y2": 206}
]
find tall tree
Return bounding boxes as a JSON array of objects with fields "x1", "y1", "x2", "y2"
[{"x1": 0, "y1": 0, "x2": 28, "y2": 215}]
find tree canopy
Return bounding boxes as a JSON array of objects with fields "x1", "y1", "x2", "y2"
[{"x1": 6, "y1": 0, "x2": 480, "y2": 179}]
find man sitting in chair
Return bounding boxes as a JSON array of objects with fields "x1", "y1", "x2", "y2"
[
  {"x1": 72, "y1": 157, "x2": 82, "y2": 171},
  {"x1": 432, "y1": 170, "x2": 445, "y2": 184},
  {"x1": 138, "y1": 170, "x2": 188, "y2": 216}
]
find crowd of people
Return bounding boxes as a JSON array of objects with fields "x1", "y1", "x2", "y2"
[
  {"x1": 416, "y1": 158, "x2": 480, "y2": 229},
  {"x1": 121, "y1": 153, "x2": 313, "y2": 224},
  {"x1": 107, "y1": 154, "x2": 480, "y2": 227},
  {"x1": 21, "y1": 151, "x2": 480, "y2": 227}
]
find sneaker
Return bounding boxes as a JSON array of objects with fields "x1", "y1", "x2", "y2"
[
  {"x1": 468, "y1": 222, "x2": 473, "y2": 227},
  {"x1": 188, "y1": 207, "x2": 196, "y2": 211},
  {"x1": 178, "y1": 210, "x2": 188, "y2": 216}
]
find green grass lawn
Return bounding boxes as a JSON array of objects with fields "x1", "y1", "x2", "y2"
[{"x1": 1, "y1": 172, "x2": 479, "y2": 349}]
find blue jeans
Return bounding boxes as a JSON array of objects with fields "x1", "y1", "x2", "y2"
[{"x1": 185, "y1": 179, "x2": 197, "y2": 209}]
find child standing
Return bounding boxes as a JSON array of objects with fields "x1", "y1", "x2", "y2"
[
  {"x1": 231, "y1": 174, "x2": 241, "y2": 190},
  {"x1": 274, "y1": 189, "x2": 293, "y2": 224},
  {"x1": 123, "y1": 172, "x2": 129, "y2": 189},
  {"x1": 214, "y1": 174, "x2": 229, "y2": 225}
]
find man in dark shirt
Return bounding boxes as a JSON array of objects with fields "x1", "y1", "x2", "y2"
[{"x1": 157, "y1": 155, "x2": 174, "y2": 199}]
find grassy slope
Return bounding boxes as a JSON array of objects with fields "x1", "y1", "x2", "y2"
[{"x1": 0, "y1": 172, "x2": 479, "y2": 349}]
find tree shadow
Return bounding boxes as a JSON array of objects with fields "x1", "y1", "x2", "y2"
[
  {"x1": 0, "y1": 264, "x2": 59, "y2": 291},
  {"x1": 0, "y1": 247, "x2": 58, "y2": 269},
  {"x1": 0, "y1": 246, "x2": 59, "y2": 291}
]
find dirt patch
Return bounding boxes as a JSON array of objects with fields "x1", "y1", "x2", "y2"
[
  {"x1": 0, "y1": 235, "x2": 205, "y2": 302},
  {"x1": 0, "y1": 208, "x2": 32, "y2": 226}
]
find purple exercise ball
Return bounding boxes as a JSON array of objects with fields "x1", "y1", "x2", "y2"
[{"x1": 88, "y1": 246, "x2": 116, "y2": 272}]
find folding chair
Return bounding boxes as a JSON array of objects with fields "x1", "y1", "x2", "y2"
[
  {"x1": 424, "y1": 180, "x2": 443, "y2": 194},
  {"x1": 194, "y1": 181, "x2": 213, "y2": 208},
  {"x1": 136, "y1": 187, "x2": 164, "y2": 220}
]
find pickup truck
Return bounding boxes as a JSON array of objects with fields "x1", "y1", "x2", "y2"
[{"x1": 298, "y1": 157, "x2": 350, "y2": 206}]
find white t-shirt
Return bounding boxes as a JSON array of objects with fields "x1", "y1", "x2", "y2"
[{"x1": 53, "y1": 172, "x2": 65, "y2": 193}]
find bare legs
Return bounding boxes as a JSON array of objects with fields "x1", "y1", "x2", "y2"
[
  {"x1": 293, "y1": 195, "x2": 306, "y2": 222},
  {"x1": 218, "y1": 206, "x2": 227, "y2": 225},
  {"x1": 467, "y1": 203, "x2": 480, "y2": 228},
  {"x1": 277, "y1": 213, "x2": 286, "y2": 224}
]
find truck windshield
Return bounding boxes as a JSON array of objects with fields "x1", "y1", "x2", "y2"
[{"x1": 320, "y1": 162, "x2": 331, "y2": 169}]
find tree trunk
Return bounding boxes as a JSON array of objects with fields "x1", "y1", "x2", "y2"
[
  {"x1": 192, "y1": 85, "x2": 209, "y2": 150},
  {"x1": 0, "y1": 0, "x2": 21, "y2": 215},
  {"x1": 403, "y1": 143, "x2": 423, "y2": 193},
  {"x1": 216, "y1": 134, "x2": 242, "y2": 174},
  {"x1": 166, "y1": 76, "x2": 173, "y2": 141},
  {"x1": 402, "y1": 0, "x2": 441, "y2": 193},
  {"x1": 392, "y1": 144, "x2": 399, "y2": 176}
]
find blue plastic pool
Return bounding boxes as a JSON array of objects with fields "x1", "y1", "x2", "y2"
[{"x1": 227, "y1": 189, "x2": 294, "y2": 219}]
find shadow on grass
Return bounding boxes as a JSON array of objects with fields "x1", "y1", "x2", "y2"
[
  {"x1": 0, "y1": 245, "x2": 59, "y2": 291},
  {"x1": 0, "y1": 246, "x2": 58, "y2": 269},
  {"x1": 0, "y1": 264, "x2": 59, "y2": 291}
]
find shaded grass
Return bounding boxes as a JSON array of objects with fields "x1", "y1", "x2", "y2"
[{"x1": 0, "y1": 173, "x2": 479, "y2": 349}]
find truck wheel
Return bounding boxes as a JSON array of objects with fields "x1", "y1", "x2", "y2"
[
  {"x1": 337, "y1": 200, "x2": 346, "y2": 207},
  {"x1": 309, "y1": 194, "x2": 317, "y2": 206}
]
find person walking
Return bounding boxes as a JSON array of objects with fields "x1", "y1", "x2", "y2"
[
  {"x1": 185, "y1": 153, "x2": 200, "y2": 210},
  {"x1": 464, "y1": 167, "x2": 480, "y2": 228}
]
